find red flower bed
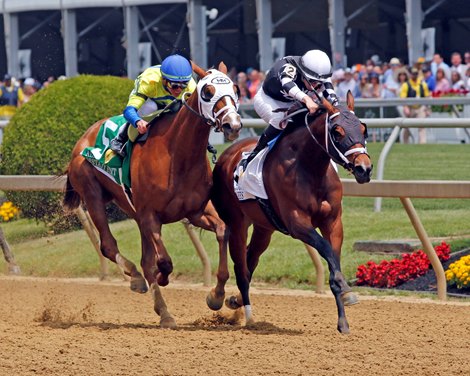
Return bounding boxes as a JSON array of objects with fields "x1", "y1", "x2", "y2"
[{"x1": 356, "y1": 242, "x2": 450, "y2": 288}]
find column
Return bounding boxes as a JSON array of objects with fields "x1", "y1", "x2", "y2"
[
  {"x1": 328, "y1": 0, "x2": 346, "y2": 69},
  {"x1": 255, "y1": 0, "x2": 273, "y2": 72},
  {"x1": 125, "y1": 6, "x2": 140, "y2": 79},
  {"x1": 405, "y1": 0, "x2": 423, "y2": 65},
  {"x1": 61, "y1": 9, "x2": 78, "y2": 77},
  {"x1": 3, "y1": 13, "x2": 19, "y2": 77},
  {"x1": 187, "y1": 0, "x2": 208, "y2": 68}
]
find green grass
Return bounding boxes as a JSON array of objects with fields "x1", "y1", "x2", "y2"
[{"x1": 1, "y1": 142, "x2": 470, "y2": 293}]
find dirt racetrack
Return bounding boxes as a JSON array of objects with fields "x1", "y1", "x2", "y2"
[{"x1": 0, "y1": 276, "x2": 469, "y2": 376}]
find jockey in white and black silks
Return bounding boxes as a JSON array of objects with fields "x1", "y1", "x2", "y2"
[{"x1": 242, "y1": 49, "x2": 340, "y2": 169}]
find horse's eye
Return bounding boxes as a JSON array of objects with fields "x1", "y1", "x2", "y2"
[
  {"x1": 201, "y1": 84, "x2": 214, "y2": 102},
  {"x1": 332, "y1": 127, "x2": 343, "y2": 142}
]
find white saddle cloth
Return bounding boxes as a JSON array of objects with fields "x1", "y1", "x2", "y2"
[
  {"x1": 233, "y1": 147, "x2": 339, "y2": 202},
  {"x1": 234, "y1": 147, "x2": 270, "y2": 201}
]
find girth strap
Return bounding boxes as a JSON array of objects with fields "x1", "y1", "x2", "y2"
[{"x1": 255, "y1": 198, "x2": 290, "y2": 235}]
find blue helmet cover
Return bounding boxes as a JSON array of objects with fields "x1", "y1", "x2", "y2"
[{"x1": 161, "y1": 54, "x2": 192, "y2": 82}]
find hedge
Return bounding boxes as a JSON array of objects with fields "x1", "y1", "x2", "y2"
[{"x1": 0, "y1": 75, "x2": 134, "y2": 227}]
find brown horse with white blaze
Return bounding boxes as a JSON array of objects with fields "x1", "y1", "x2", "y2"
[
  {"x1": 63, "y1": 62, "x2": 241, "y2": 328},
  {"x1": 208, "y1": 92, "x2": 372, "y2": 333}
]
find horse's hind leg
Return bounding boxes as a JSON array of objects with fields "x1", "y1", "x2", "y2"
[
  {"x1": 81, "y1": 189, "x2": 147, "y2": 293},
  {"x1": 188, "y1": 202, "x2": 229, "y2": 311},
  {"x1": 225, "y1": 224, "x2": 274, "y2": 325}
]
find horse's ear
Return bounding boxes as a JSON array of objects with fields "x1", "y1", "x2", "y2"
[
  {"x1": 322, "y1": 97, "x2": 336, "y2": 114},
  {"x1": 191, "y1": 61, "x2": 207, "y2": 78},
  {"x1": 346, "y1": 90, "x2": 355, "y2": 111},
  {"x1": 218, "y1": 61, "x2": 228, "y2": 74}
]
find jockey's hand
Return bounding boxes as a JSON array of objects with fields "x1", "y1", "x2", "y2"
[
  {"x1": 136, "y1": 119, "x2": 149, "y2": 134},
  {"x1": 302, "y1": 95, "x2": 319, "y2": 114}
]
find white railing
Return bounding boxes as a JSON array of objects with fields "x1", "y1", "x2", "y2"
[
  {"x1": 0, "y1": 175, "x2": 212, "y2": 285},
  {"x1": 239, "y1": 96, "x2": 470, "y2": 112}
]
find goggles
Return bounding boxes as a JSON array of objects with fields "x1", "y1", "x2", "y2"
[
  {"x1": 167, "y1": 81, "x2": 188, "y2": 90},
  {"x1": 307, "y1": 79, "x2": 323, "y2": 90}
]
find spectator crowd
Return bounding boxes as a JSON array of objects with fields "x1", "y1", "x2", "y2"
[
  {"x1": 0, "y1": 75, "x2": 58, "y2": 119},
  {"x1": 228, "y1": 51, "x2": 470, "y2": 104},
  {"x1": 228, "y1": 50, "x2": 470, "y2": 143},
  {"x1": 2, "y1": 51, "x2": 469, "y2": 142}
]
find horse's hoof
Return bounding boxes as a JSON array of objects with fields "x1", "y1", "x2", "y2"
[
  {"x1": 225, "y1": 295, "x2": 242, "y2": 310},
  {"x1": 130, "y1": 277, "x2": 148, "y2": 294},
  {"x1": 157, "y1": 272, "x2": 169, "y2": 287},
  {"x1": 341, "y1": 291, "x2": 359, "y2": 306},
  {"x1": 245, "y1": 317, "x2": 256, "y2": 327},
  {"x1": 337, "y1": 318, "x2": 350, "y2": 334},
  {"x1": 8, "y1": 265, "x2": 21, "y2": 275},
  {"x1": 206, "y1": 292, "x2": 224, "y2": 311},
  {"x1": 160, "y1": 316, "x2": 177, "y2": 329}
]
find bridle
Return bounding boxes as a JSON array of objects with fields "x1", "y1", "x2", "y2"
[
  {"x1": 285, "y1": 107, "x2": 368, "y2": 172},
  {"x1": 181, "y1": 70, "x2": 240, "y2": 132}
]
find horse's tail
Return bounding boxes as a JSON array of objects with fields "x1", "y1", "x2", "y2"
[{"x1": 61, "y1": 168, "x2": 81, "y2": 211}]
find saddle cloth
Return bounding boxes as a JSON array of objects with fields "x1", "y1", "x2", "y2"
[
  {"x1": 81, "y1": 115, "x2": 132, "y2": 188},
  {"x1": 234, "y1": 147, "x2": 270, "y2": 201}
]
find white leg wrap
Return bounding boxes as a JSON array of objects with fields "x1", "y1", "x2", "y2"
[{"x1": 244, "y1": 304, "x2": 253, "y2": 320}]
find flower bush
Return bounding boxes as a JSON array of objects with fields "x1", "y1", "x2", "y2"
[
  {"x1": 445, "y1": 255, "x2": 470, "y2": 289},
  {"x1": 356, "y1": 242, "x2": 451, "y2": 288},
  {"x1": 0, "y1": 201, "x2": 20, "y2": 222},
  {"x1": 431, "y1": 89, "x2": 468, "y2": 113}
]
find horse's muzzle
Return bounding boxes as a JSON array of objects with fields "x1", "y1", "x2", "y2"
[
  {"x1": 353, "y1": 163, "x2": 373, "y2": 184},
  {"x1": 222, "y1": 116, "x2": 242, "y2": 141}
]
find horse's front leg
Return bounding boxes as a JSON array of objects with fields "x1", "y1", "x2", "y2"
[
  {"x1": 188, "y1": 201, "x2": 229, "y2": 311},
  {"x1": 290, "y1": 221, "x2": 351, "y2": 334},
  {"x1": 137, "y1": 213, "x2": 176, "y2": 329},
  {"x1": 320, "y1": 217, "x2": 358, "y2": 307}
]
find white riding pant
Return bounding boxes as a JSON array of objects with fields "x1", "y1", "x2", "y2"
[{"x1": 253, "y1": 88, "x2": 292, "y2": 130}]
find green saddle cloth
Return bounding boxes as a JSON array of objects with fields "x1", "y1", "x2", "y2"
[{"x1": 81, "y1": 115, "x2": 132, "y2": 188}]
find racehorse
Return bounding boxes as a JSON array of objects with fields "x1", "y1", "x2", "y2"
[
  {"x1": 208, "y1": 91, "x2": 372, "y2": 334},
  {"x1": 63, "y1": 62, "x2": 242, "y2": 328}
]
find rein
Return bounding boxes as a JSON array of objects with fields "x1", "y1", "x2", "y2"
[{"x1": 181, "y1": 92, "x2": 215, "y2": 126}]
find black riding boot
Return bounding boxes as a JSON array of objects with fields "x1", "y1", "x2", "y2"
[
  {"x1": 241, "y1": 124, "x2": 282, "y2": 171},
  {"x1": 109, "y1": 122, "x2": 130, "y2": 157}
]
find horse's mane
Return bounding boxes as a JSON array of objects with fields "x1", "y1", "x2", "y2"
[
  {"x1": 147, "y1": 89, "x2": 199, "y2": 131},
  {"x1": 279, "y1": 105, "x2": 327, "y2": 139}
]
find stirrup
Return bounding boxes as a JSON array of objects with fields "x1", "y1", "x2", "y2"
[
  {"x1": 110, "y1": 140, "x2": 127, "y2": 158},
  {"x1": 240, "y1": 153, "x2": 255, "y2": 172}
]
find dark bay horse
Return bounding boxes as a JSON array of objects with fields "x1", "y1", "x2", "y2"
[
  {"x1": 208, "y1": 92, "x2": 372, "y2": 333},
  {"x1": 63, "y1": 62, "x2": 242, "y2": 328}
]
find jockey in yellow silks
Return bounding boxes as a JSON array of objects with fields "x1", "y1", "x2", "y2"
[{"x1": 110, "y1": 54, "x2": 196, "y2": 157}]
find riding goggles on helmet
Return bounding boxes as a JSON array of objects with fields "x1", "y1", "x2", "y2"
[
  {"x1": 299, "y1": 60, "x2": 332, "y2": 81},
  {"x1": 167, "y1": 81, "x2": 188, "y2": 89},
  {"x1": 303, "y1": 69, "x2": 332, "y2": 80}
]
